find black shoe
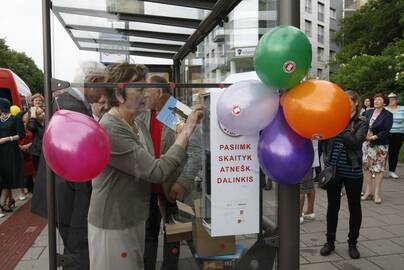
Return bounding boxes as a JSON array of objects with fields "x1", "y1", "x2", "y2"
[
  {"x1": 320, "y1": 242, "x2": 335, "y2": 256},
  {"x1": 348, "y1": 245, "x2": 360, "y2": 259},
  {"x1": 0, "y1": 204, "x2": 13, "y2": 213}
]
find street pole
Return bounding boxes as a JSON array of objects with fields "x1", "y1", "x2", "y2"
[
  {"x1": 277, "y1": 0, "x2": 301, "y2": 270},
  {"x1": 42, "y1": 0, "x2": 57, "y2": 269}
]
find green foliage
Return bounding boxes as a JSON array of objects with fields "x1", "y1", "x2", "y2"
[
  {"x1": 0, "y1": 39, "x2": 43, "y2": 94},
  {"x1": 335, "y1": 0, "x2": 404, "y2": 63},
  {"x1": 331, "y1": 0, "x2": 404, "y2": 97}
]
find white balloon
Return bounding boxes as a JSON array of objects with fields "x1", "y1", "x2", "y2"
[{"x1": 216, "y1": 80, "x2": 279, "y2": 135}]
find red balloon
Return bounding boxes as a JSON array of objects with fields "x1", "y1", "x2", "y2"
[
  {"x1": 43, "y1": 110, "x2": 110, "y2": 182},
  {"x1": 282, "y1": 80, "x2": 351, "y2": 140}
]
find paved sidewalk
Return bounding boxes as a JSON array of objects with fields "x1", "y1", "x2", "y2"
[
  {"x1": 13, "y1": 164, "x2": 404, "y2": 269},
  {"x1": 299, "y1": 163, "x2": 404, "y2": 270}
]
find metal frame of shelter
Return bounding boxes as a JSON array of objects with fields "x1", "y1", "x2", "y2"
[{"x1": 41, "y1": 0, "x2": 301, "y2": 269}]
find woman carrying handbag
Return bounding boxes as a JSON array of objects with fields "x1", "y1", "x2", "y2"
[{"x1": 320, "y1": 91, "x2": 368, "y2": 259}]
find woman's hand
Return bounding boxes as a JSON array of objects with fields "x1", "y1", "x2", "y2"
[
  {"x1": 19, "y1": 143, "x2": 32, "y2": 152},
  {"x1": 30, "y1": 107, "x2": 37, "y2": 118},
  {"x1": 366, "y1": 135, "x2": 377, "y2": 141},
  {"x1": 0, "y1": 137, "x2": 8, "y2": 144},
  {"x1": 178, "y1": 105, "x2": 203, "y2": 137},
  {"x1": 174, "y1": 106, "x2": 203, "y2": 148}
]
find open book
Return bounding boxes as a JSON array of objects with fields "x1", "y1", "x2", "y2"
[{"x1": 157, "y1": 96, "x2": 192, "y2": 131}]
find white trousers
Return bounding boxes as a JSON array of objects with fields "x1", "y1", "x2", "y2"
[{"x1": 88, "y1": 222, "x2": 145, "y2": 270}]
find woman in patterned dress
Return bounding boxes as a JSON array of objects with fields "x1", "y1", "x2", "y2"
[{"x1": 362, "y1": 93, "x2": 393, "y2": 204}]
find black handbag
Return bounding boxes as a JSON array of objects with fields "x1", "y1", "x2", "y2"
[{"x1": 318, "y1": 143, "x2": 343, "y2": 190}]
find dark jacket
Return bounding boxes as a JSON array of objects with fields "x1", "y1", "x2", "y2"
[
  {"x1": 31, "y1": 88, "x2": 93, "y2": 228},
  {"x1": 27, "y1": 118, "x2": 44, "y2": 157},
  {"x1": 324, "y1": 116, "x2": 369, "y2": 169},
  {"x1": 363, "y1": 108, "x2": 393, "y2": 145}
]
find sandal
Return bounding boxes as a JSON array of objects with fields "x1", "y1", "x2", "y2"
[
  {"x1": 361, "y1": 193, "x2": 373, "y2": 201},
  {"x1": 374, "y1": 197, "x2": 382, "y2": 204}
]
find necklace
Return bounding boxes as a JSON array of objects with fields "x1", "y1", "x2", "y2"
[
  {"x1": 0, "y1": 113, "x2": 11, "y2": 123},
  {"x1": 109, "y1": 107, "x2": 139, "y2": 135}
]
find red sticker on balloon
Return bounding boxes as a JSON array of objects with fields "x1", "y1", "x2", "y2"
[
  {"x1": 232, "y1": 105, "x2": 241, "y2": 116},
  {"x1": 283, "y1": 61, "x2": 296, "y2": 74}
]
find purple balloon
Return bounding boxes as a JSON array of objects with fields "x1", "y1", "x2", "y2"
[{"x1": 258, "y1": 108, "x2": 314, "y2": 185}]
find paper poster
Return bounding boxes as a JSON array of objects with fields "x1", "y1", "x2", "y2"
[{"x1": 209, "y1": 90, "x2": 260, "y2": 236}]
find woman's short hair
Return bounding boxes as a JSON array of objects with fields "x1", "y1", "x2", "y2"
[
  {"x1": 104, "y1": 63, "x2": 149, "y2": 107},
  {"x1": 373, "y1": 93, "x2": 385, "y2": 100},
  {"x1": 30, "y1": 93, "x2": 44, "y2": 106}
]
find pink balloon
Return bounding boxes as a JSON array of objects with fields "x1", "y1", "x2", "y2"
[{"x1": 43, "y1": 110, "x2": 110, "y2": 182}]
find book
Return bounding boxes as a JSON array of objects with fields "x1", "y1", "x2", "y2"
[{"x1": 156, "y1": 96, "x2": 192, "y2": 132}]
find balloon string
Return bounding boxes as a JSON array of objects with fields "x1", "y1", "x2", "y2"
[{"x1": 54, "y1": 97, "x2": 61, "y2": 111}]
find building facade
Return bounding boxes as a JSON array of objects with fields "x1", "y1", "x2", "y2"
[{"x1": 181, "y1": 0, "x2": 344, "y2": 89}]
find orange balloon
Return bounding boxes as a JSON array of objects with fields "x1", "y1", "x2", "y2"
[{"x1": 282, "y1": 80, "x2": 351, "y2": 140}]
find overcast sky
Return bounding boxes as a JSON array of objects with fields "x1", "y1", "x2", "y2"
[{"x1": 0, "y1": 0, "x2": 172, "y2": 84}]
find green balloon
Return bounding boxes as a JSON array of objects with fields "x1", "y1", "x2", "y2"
[{"x1": 254, "y1": 25, "x2": 312, "y2": 90}]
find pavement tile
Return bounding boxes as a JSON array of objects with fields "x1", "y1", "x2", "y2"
[
  {"x1": 300, "y1": 241, "x2": 308, "y2": 248},
  {"x1": 361, "y1": 216, "x2": 387, "y2": 228},
  {"x1": 360, "y1": 239, "x2": 404, "y2": 256},
  {"x1": 359, "y1": 227, "x2": 396, "y2": 240},
  {"x1": 14, "y1": 260, "x2": 37, "y2": 270},
  {"x1": 382, "y1": 224, "x2": 404, "y2": 236},
  {"x1": 300, "y1": 262, "x2": 339, "y2": 270},
  {"x1": 20, "y1": 247, "x2": 45, "y2": 261},
  {"x1": 361, "y1": 208, "x2": 383, "y2": 218},
  {"x1": 333, "y1": 258, "x2": 382, "y2": 270},
  {"x1": 300, "y1": 256, "x2": 309, "y2": 264},
  {"x1": 374, "y1": 214, "x2": 404, "y2": 225},
  {"x1": 300, "y1": 232, "x2": 324, "y2": 247},
  {"x1": 300, "y1": 246, "x2": 344, "y2": 263},
  {"x1": 32, "y1": 235, "x2": 48, "y2": 247},
  {"x1": 371, "y1": 205, "x2": 402, "y2": 216},
  {"x1": 301, "y1": 220, "x2": 328, "y2": 233},
  {"x1": 391, "y1": 237, "x2": 404, "y2": 248},
  {"x1": 368, "y1": 254, "x2": 404, "y2": 270}
]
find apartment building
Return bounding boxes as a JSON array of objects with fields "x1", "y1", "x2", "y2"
[{"x1": 187, "y1": 0, "x2": 344, "y2": 84}]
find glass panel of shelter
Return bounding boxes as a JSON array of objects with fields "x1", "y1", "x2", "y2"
[{"x1": 47, "y1": 0, "x2": 281, "y2": 269}]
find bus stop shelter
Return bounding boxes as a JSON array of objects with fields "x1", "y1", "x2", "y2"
[{"x1": 41, "y1": 0, "x2": 302, "y2": 269}]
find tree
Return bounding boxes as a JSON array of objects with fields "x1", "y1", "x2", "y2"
[
  {"x1": 331, "y1": 0, "x2": 404, "y2": 97},
  {"x1": 0, "y1": 38, "x2": 43, "y2": 94},
  {"x1": 334, "y1": 0, "x2": 404, "y2": 63},
  {"x1": 331, "y1": 40, "x2": 404, "y2": 97}
]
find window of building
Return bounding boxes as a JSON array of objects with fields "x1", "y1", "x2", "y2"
[
  {"x1": 305, "y1": 20, "x2": 312, "y2": 37},
  {"x1": 305, "y1": 0, "x2": 312, "y2": 13},
  {"x1": 330, "y1": 8, "x2": 337, "y2": 20},
  {"x1": 330, "y1": 29, "x2": 336, "y2": 42},
  {"x1": 344, "y1": 0, "x2": 356, "y2": 10},
  {"x1": 318, "y1": 2, "x2": 325, "y2": 22},
  {"x1": 317, "y1": 47, "x2": 324, "y2": 62},
  {"x1": 330, "y1": 50, "x2": 336, "y2": 61},
  {"x1": 218, "y1": 44, "x2": 224, "y2": 57},
  {"x1": 318, "y1": 25, "x2": 324, "y2": 44},
  {"x1": 317, "y1": 68, "x2": 323, "y2": 78}
]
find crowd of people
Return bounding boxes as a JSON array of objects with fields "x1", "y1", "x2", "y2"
[
  {"x1": 0, "y1": 93, "x2": 45, "y2": 218},
  {"x1": 0, "y1": 60, "x2": 403, "y2": 269},
  {"x1": 27, "y1": 61, "x2": 202, "y2": 270}
]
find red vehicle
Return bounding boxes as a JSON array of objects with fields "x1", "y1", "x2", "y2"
[{"x1": 0, "y1": 68, "x2": 32, "y2": 110}]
